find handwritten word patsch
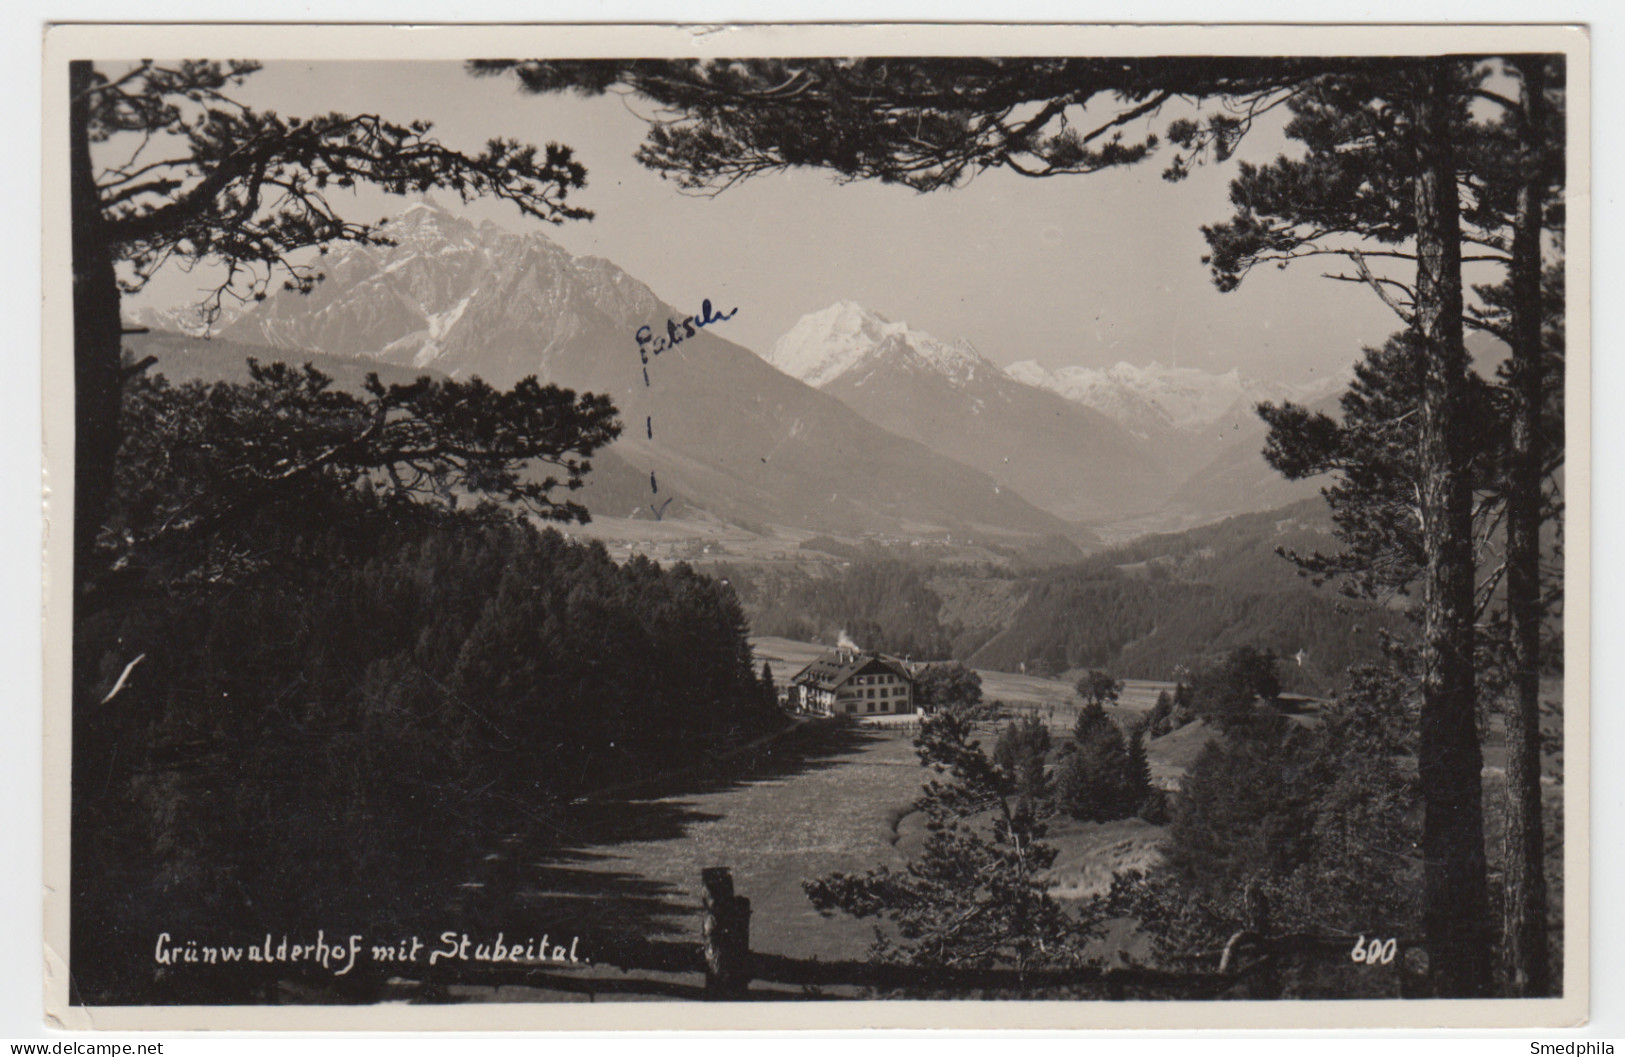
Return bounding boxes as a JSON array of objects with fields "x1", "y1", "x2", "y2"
[
  {"x1": 636, "y1": 298, "x2": 739, "y2": 363},
  {"x1": 636, "y1": 297, "x2": 739, "y2": 520}
]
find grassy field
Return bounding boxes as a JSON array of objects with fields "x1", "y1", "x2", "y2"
[
  {"x1": 431, "y1": 711, "x2": 1163, "y2": 1002},
  {"x1": 507, "y1": 637, "x2": 1204, "y2": 976},
  {"x1": 751, "y1": 634, "x2": 1195, "y2": 908},
  {"x1": 504, "y1": 646, "x2": 1561, "y2": 998},
  {"x1": 511, "y1": 717, "x2": 1176, "y2": 986},
  {"x1": 1045, "y1": 816, "x2": 1168, "y2": 901},
  {"x1": 518, "y1": 721, "x2": 927, "y2": 965}
]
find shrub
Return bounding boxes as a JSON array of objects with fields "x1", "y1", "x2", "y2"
[
  {"x1": 1057, "y1": 704, "x2": 1138, "y2": 822},
  {"x1": 915, "y1": 661, "x2": 984, "y2": 713},
  {"x1": 1148, "y1": 690, "x2": 1175, "y2": 737},
  {"x1": 804, "y1": 711, "x2": 1095, "y2": 975},
  {"x1": 993, "y1": 714, "x2": 1053, "y2": 804},
  {"x1": 1075, "y1": 669, "x2": 1124, "y2": 707},
  {"x1": 1137, "y1": 790, "x2": 1171, "y2": 826}
]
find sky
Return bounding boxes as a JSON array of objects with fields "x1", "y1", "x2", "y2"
[{"x1": 130, "y1": 60, "x2": 1424, "y2": 383}]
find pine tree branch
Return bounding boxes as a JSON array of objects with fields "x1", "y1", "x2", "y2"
[{"x1": 1348, "y1": 250, "x2": 1415, "y2": 324}]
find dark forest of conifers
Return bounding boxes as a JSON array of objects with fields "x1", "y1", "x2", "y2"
[{"x1": 72, "y1": 433, "x2": 780, "y2": 1003}]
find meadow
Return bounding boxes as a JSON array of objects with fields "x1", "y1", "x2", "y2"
[
  {"x1": 448, "y1": 651, "x2": 1561, "y2": 1000},
  {"x1": 500, "y1": 641, "x2": 1205, "y2": 976}
]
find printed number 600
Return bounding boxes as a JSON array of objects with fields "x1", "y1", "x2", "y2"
[{"x1": 1350, "y1": 935, "x2": 1397, "y2": 965}]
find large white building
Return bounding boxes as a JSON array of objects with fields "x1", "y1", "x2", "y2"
[{"x1": 790, "y1": 648, "x2": 916, "y2": 717}]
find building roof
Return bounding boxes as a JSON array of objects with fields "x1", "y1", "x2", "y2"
[{"x1": 791, "y1": 649, "x2": 913, "y2": 692}]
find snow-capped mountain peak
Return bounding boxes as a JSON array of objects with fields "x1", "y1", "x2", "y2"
[
  {"x1": 206, "y1": 197, "x2": 671, "y2": 381},
  {"x1": 767, "y1": 301, "x2": 990, "y2": 388},
  {"x1": 1004, "y1": 358, "x2": 1341, "y2": 434}
]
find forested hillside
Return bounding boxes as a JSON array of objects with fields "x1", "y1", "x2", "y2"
[
  {"x1": 73, "y1": 364, "x2": 777, "y2": 1004},
  {"x1": 727, "y1": 498, "x2": 1403, "y2": 693},
  {"x1": 967, "y1": 498, "x2": 1408, "y2": 691},
  {"x1": 742, "y1": 560, "x2": 957, "y2": 659},
  {"x1": 1068, "y1": 497, "x2": 1343, "y2": 593},
  {"x1": 967, "y1": 577, "x2": 1402, "y2": 691}
]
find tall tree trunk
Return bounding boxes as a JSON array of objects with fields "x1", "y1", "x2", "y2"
[
  {"x1": 69, "y1": 58, "x2": 130, "y2": 1005},
  {"x1": 1409, "y1": 58, "x2": 1492, "y2": 998},
  {"x1": 1501, "y1": 55, "x2": 1551, "y2": 998},
  {"x1": 69, "y1": 60, "x2": 124, "y2": 602}
]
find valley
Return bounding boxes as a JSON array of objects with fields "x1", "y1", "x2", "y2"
[{"x1": 126, "y1": 288, "x2": 1399, "y2": 691}]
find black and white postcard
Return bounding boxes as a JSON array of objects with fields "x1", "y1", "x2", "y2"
[{"x1": 41, "y1": 22, "x2": 1590, "y2": 1030}]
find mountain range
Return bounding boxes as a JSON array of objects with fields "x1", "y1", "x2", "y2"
[
  {"x1": 1004, "y1": 357, "x2": 1343, "y2": 496},
  {"x1": 128, "y1": 199, "x2": 1349, "y2": 545},
  {"x1": 1004, "y1": 359, "x2": 1337, "y2": 437},
  {"x1": 187, "y1": 202, "x2": 1075, "y2": 542},
  {"x1": 766, "y1": 302, "x2": 1343, "y2": 526},
  {"x1": 767, "y1": 302, "x2": 1164, "y2": 521}
]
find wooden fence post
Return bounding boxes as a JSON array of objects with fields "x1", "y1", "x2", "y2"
[
  {"x1": 701, "y1": 866, "x2": 752, "y2": 997},
  {"x1": 1243, "y1": 883, "x2": 1281, "y2": 999}
]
